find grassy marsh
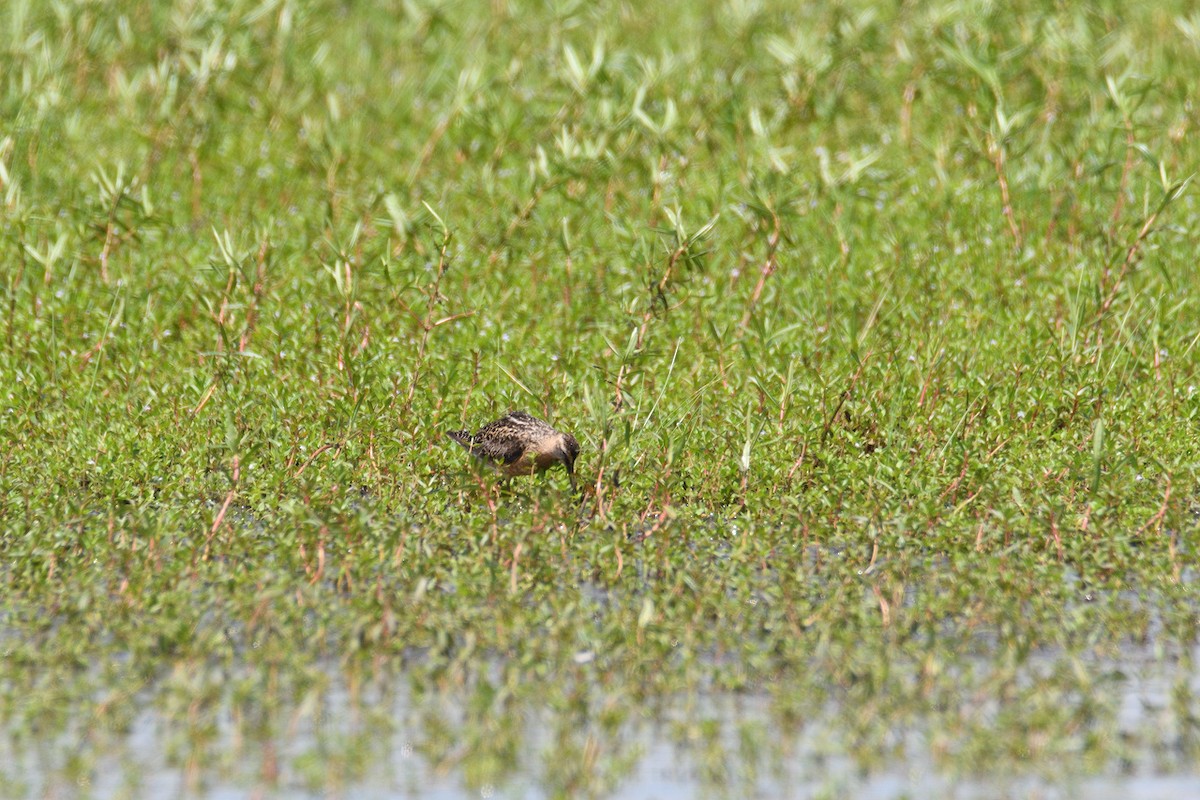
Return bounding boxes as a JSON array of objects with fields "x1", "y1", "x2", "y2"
[{"x1": 3, "y1": 0, "x2": 1200, "y2": 797}]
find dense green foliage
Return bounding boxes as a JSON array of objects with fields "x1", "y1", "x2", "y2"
[{"x1": 3, "y1": 0, "x2": 1200, "y2": 796}]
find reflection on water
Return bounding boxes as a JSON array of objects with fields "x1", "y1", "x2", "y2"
[{"x1": 6, "y1": 645, "x2": 1200, "y2": 800}]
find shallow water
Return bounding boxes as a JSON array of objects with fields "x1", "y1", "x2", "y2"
[
  {"x1": 3, "y1": 518, "x2": 1197, "y2": 799},
  {"x1": 8, "y1": 640, "x2": 1200, "y2": 800}
]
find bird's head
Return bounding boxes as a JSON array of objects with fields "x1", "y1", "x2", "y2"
[{"x1": 557, "y1": 433, "x2": 581, "y2": 486}]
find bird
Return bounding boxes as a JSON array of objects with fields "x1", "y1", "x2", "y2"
[{"x1": 446, "y1": 410, "x2": 580, "y2": 490}]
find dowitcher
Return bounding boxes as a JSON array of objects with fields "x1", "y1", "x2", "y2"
[{"x1": 447, "y1": 410, "x2": 580, "y2": 489}]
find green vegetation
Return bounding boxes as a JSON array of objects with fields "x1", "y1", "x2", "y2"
[{"x1": 3, "y1": 0, "x2": 1200, "y2": 796}]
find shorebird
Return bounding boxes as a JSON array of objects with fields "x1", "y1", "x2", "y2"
[{"x1": 447, "y1": 410, "x2": 580, "y2": 490}]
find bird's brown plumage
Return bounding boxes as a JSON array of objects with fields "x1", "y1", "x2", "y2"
[{"x1": 447, "y1": 410, "x2": 580, "y2": 488}]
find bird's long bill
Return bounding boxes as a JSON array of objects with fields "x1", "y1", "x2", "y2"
[{"x1": 565, "y1": 459, "x2": 577, "y2": 491}]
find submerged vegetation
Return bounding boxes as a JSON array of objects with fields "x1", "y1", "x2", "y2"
[{"x1": 3, "y1": 0, "x2": 1200, "y2": 796}]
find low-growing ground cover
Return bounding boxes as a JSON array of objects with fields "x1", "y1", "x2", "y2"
[{"x1": 2, "y1": 0, "x2": 1200, "y2": 797}]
